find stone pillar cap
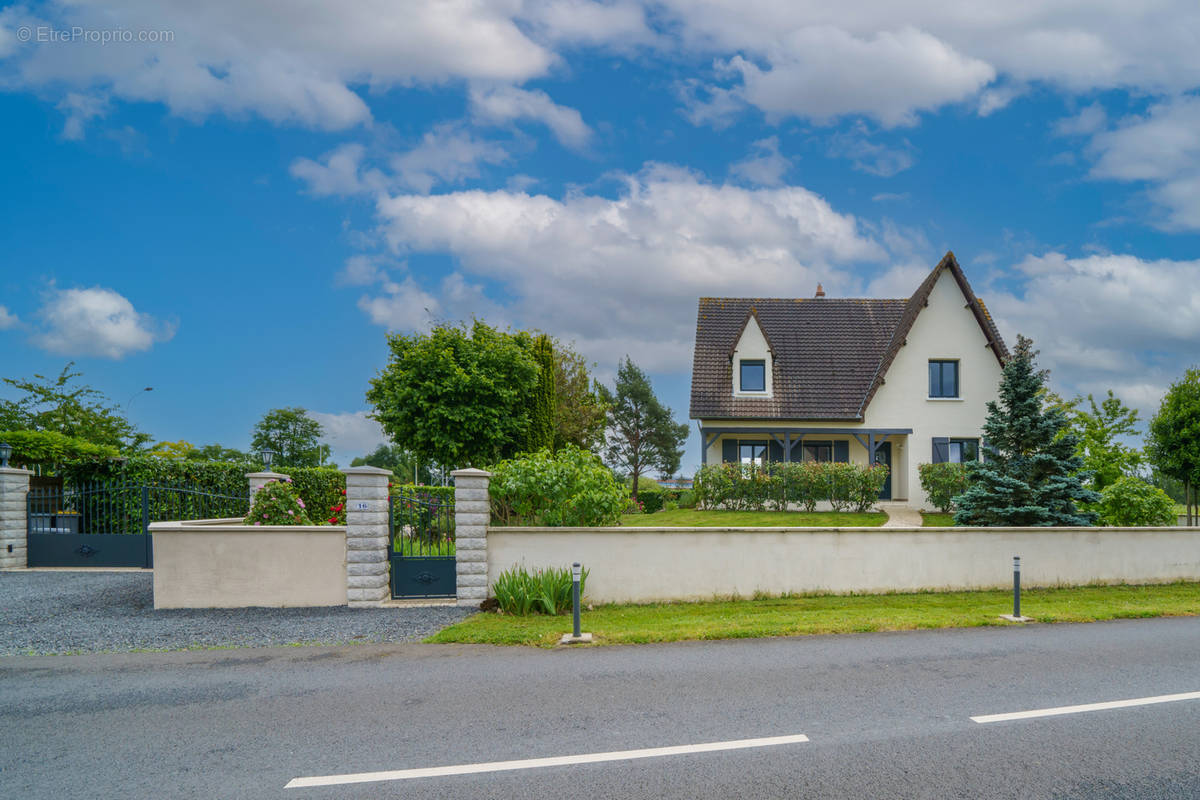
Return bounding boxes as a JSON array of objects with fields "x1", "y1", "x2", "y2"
[
  {"x1": 246, "y1": 471, "x2": 290, "y2": 479},
  {"x1": 451, "y1": 467, "x2": 492, "y2": 478},
  {"x1": 0, "y1": 466, "x2": 33, "y2": 476},
  {"x1": 341, "y1": 465, "x2": 394, "y2": 476}
]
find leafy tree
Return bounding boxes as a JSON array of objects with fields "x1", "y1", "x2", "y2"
[
  {"x1": 1064, "y1": 390, "x2": 1143, "y2": 491},
  {"x1": 526, "y1": 334, "x2": 556, "y2": 453},
  {"x1": 954, "y1": 335, "x2": 1100, "y2": 526},
  {"x1": 1147, "y1": 367, "x2": 1200, "y2": 525},
  {"x1": 551, "y1": 340, "x2": 608, "y2": 453},
  {"x1": 489, "y1": 445, "x2": 627, "y2": 526},
  {"x1": 188, "y1": 443, "x2": 252, "y2": 462},
  {"x1": 251, "y1": 407, "x2": 329, "y2": 468},
  {"x1": 147, "y1": 439, "x2": 197, "y2": 460},
  {"x1": 350, "y1": 442, "x2": 438, "y2": 484},
  {"x1": 366, "y1": 321, "x2": 540, "y2": 469},
  {"x1": 597, "y1": 358, "x2": 689, "y2": 499},
  {"x1": 0, "y1": 363, "x2": 149, "y2": 452}
]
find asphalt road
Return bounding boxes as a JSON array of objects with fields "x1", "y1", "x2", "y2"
[{"x1": 4, "y1": 617, "x2": 1200, "y2": 799}]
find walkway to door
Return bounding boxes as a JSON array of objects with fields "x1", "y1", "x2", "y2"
[{"x1": 879, "y1": 503, "x2": 923, "y2": 527}]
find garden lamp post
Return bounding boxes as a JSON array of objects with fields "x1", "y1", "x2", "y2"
[
  {"x1": 261, "y1": 449, "x2": 276, "y2": 471},
  {"x1": 0, "y1": 442, "x2": 11, "y2": 468}
]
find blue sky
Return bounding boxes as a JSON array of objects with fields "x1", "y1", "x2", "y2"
[{"x1": 2, "y1": 1, "x2": 1200, "y2": 473}]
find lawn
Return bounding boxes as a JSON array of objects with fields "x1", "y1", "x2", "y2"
[
  {"x1": 427, "y1": 582, "x2": 1200, "y2": 647},
  {"x1": 620, "y1": 508, "x2": 887, "y2": 527},
  {"x1": 922, "y1": 512, "x2": 956, "y2": 526}
]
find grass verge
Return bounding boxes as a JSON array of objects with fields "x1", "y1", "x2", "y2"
[
  {"x1": 426, "y1": 582, "x2": 1200, "y2": 648},
  {"x1": 620, "y1": 509, "x2": 887, "y2": 527},
  {"x1": 921, "y1": 512, "x2": 956, "y2": 527}
]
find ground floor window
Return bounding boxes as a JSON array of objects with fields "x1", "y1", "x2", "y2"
[
  {"x1": 739, "y1": 441, "x2": 767, "y2": 466},
  {"x1": 804, "y1": 441, "x2": 832, "y2": 462},
  {"x1": 933, "y1": 437, "x2": 980, "y2": 463}
]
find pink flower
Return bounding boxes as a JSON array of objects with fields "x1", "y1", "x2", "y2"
[
  {"x1": 297, "y1": 499, "x2": 305, "y2": 508},
  {"x1": 262, "y1": 513, "x2": 268, "y2": 519},
  {"x1": 287, "y1": 509, "x2": 294, "y2": 515},
  {"x1": 254, "y1": 521, "x2": 262, "y2": 526}
]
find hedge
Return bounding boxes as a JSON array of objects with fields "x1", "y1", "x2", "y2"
[
  {"x1": 693, "y1": 461, "x2": 889, "y2": 513},
  {"x1": 0, "y1": 429, "x2": 119, "y2": 469}
]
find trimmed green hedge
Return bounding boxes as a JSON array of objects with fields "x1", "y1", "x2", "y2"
[
  {"x1": 694, "y1": 461, "x2": 889, "y2": 513},
  {"x1": 0, "y1": 429, "x2": 119, "y2": 469}
]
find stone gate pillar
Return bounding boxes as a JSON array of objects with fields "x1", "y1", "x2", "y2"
[
  {"x1": 452, "y1": 468, "x2": 491, "y2": 607},
  {"x1": 0, "y1": 466, "x2": 32, "y2": 569},
  {"x1": 342, "y1": 466, "x2": 392, "y2": 608},
  {"x1": 246, "y1": 470, "x2": 291, "y2": 503}
]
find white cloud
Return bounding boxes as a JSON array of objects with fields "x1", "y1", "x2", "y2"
[
  {"x1": 0, "y1": 305, "x2": 18, "y2": 329},
  {"x1": 469, "y1": 85, "x2": 592, "y2": 150},
  {"x1": 522, "y1": 0, "x2": 655, "y2": 48},
  {"x1": 714, "y1": 27, "x2": 994, "y2": 127},
  {"x1": 1085, "y1": 95, "x2": 1200, "y2": 230},
  {"x1": 291, "y1": 126, "x2": 510, "y2": 197},
  {"x1": 987, "y1": 251, "x2": 1200, "y2": 417},
  {"x1": 56, "y1": 92, "x2": 108, "y2": 140},
  {"x1": 36, "y1": 287, "x2": 174, "y2": 359},
  {"x1": 3, "y1": 0, "x2": 558, "y2": 130},
  {"x1": 827, "y1": 125, "x2": 915, "y2": 176},
  {"x1": 368, "y1": 163, "x2": 887, "y2": 371},
  {"x1": 1054, "y1": 102, "x2": 1108, "y2": 137},
  {"x1": 307, "y1": 410, "x2": 386, "y2": 465},
  {"x1": 729, "y1": 136, "x2": 792, "y2": 186},
  {"x1": 390, "y1": 124, "x2": 510, "y2": 192}
]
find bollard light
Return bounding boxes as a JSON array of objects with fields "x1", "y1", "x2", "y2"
[
  {"x1": 572, "y1": 562, "x2": 583, "y2": 639},
  {"x1": 1013, "y1": 555, "x2": 1021, "y2": 618},
  {"x1": 0, "y1": 442, "x2": 10, "y2": 469}
]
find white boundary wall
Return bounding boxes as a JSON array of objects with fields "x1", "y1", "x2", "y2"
[{"x1": 486, "y1": 526, "x2": 1200, "y2": 604}]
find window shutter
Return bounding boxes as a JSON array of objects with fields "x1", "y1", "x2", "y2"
[
  {"x1": 768, "y1": 439, "x2": 784, "y2": 462},
  {"x1": 722, "y1": 439, "x2": 738, "y2": 464},
  {"x1": 834, "y1": 441, "x2": 849, "y2": 463},
  {"x1": 932, "y1": 437, "x2": 950, "y2": 463}
]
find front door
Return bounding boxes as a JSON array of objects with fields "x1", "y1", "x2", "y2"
[{"x1": 875, "y1": 442, "x2": 892, "y2": 500}]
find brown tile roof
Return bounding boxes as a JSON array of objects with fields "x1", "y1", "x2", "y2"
[{"x1": 690, "y1": 252, "x2": 1008, "y2": 421}]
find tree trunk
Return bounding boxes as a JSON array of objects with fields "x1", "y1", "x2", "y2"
[{"x1": 1188, "y1": 479, "x2": 1194, "y2": 527}]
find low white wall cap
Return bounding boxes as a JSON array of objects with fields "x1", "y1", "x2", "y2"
[
  {"x1": 245, "y1": 471, "x2": 290, "y2": 479},
  {"x1": 341, "y1": 466, "x2": 394, "y2": 476},
  {"x1": 0, "y1": 466, "x2": 34, "y2": 476},
  {"x1": 451, "y1": 468, "x2": 492, "y2": 478}
]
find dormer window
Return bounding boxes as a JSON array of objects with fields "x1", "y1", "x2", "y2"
[{"x1": 740, "y1": 360, "x2": 766, "y2": 392}]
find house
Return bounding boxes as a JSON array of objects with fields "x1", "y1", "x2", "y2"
[{"x1": 689, "y1": 252, "x2": 1009, "y2": 508}]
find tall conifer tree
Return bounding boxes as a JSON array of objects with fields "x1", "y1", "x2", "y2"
[
  {"x1": 954, "y1": 335, "x2": 1100, "y2": 526},
  {"x1": 526, "y1": 334, "x2": 557, "y2": 453}
]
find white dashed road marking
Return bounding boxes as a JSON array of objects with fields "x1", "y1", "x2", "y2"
[
  {"x1": 285, "y1": 734, "x2": 811, "y2": 788},
  {"x1": 971, "y1": 691, "x2": 1200, "y2": 724}
]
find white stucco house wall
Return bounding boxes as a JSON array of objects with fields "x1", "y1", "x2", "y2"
[{"x1": 689, "y1": 252, "x2": 1009, "y2": 509}]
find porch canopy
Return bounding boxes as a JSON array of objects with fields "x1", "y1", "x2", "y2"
[{"x1": 701, "y1": 426, "x2": 912, "y2": 464}]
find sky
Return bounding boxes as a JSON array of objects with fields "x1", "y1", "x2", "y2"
[{"x1": 1, "y1": 1, "x2": 1199, "y2": 474}]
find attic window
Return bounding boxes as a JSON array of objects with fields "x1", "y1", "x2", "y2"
[{"x1": 740, "y1": 360, "x2": 766, "y2": 392}]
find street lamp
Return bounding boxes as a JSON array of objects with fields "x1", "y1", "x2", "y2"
[
  {"x1": 0, "y1": 442, "x2": 11, "y2": 469},
  {"x1": 261, "y1": 449, "x2": 276, "y2": 471},
  {"x1": 124, "y1": 387, "x2": 154, "y2": 411}
]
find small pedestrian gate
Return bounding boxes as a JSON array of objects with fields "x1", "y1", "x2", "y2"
[
  {"x1": 27, "y1": 482, "x2": 249, "y2": 568},
  {"x1": 389, "y1": 489, "x2": 456, "y2": 599}
]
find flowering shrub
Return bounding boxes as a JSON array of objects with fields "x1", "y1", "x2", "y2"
[
  {"x1": 325, "y1": 487, "x2": 347, "y2": 525},
  {"x1": 244, "y1": 479, "x2": 313, "y2": 526}
]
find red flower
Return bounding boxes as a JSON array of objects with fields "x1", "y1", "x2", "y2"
[
  {"x1": 328, "y1": 517, "x2": 337, "y2": 524},
  {"x1": 332, "y1": 503, "x2": 344, "y2": 512},
  {"x1": 341, "y1": 489, "x2": 346, "y2": 495}
]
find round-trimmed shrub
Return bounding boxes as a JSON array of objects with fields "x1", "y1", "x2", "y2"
[
  {"x1": 244, "y1": 479, "x2": 313, "y2": 526},
  {"x1": 490, "y1": 445, "x2": 626, "y2": 526},
  {"x1": 1097, "y1": 476, "x2": 1176, "y2": 527}
]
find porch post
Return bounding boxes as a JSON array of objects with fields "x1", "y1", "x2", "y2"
[
  {"x1": 0, "y1": 466, "x2": 32, "y2": 569},
  {"x1": 452, "y1": 468, "x2": 491, "y2": 608},
  {"x1": 342, "y1": 466, "x2": 392, "y2": 608}
]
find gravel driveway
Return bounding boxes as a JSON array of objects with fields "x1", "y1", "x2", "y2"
[{"x1": 0, "y1": 571, "x2": 475, "y2": 656}]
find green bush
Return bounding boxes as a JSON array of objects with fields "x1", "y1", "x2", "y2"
[
  {"x1": 639, "y1": 490, "x2": 665, "y2": 514},
  {"x1": 1097, "y1": 476, "x2": 1177, "y2": 527},
  {"x1": 492, "y1": 564, "x2": 589, "y2": 615},
  {"x1": 676, "y1": 490, "x2": 697, "y2": 509},
  {"x1": 490, "y1": 446, "x2": 626, "y2": 526},
  {"x1": 0, "y1": 429, "x2": 119, "y2": 469},
  {"x1": 918, "y1": 462, "x2": 971, "y2": 512},
  {"x1": 244, "y1": 479, "x2": 313, "y2": 525},
  {"x1": 694, "y1": 460, "x2": 887, "y2": 512},
  {"x1": 290, "y1": 467, "x2": 346, "y2": 525}
]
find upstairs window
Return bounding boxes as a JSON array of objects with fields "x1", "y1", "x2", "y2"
[
  {"x1": 740, "y1": 359, "x2": 766, "y2": 392},
  {"x1": 929, "y1": 360, "x2": 959, "y2": 398}
]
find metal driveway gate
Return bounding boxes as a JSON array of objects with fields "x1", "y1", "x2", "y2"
[
  {"x1": 27, "y1": 482, "x2": 249, "y2": 568},
  {"x1": 389, "y1": 489, "x2": 456, "y2": 599}
]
